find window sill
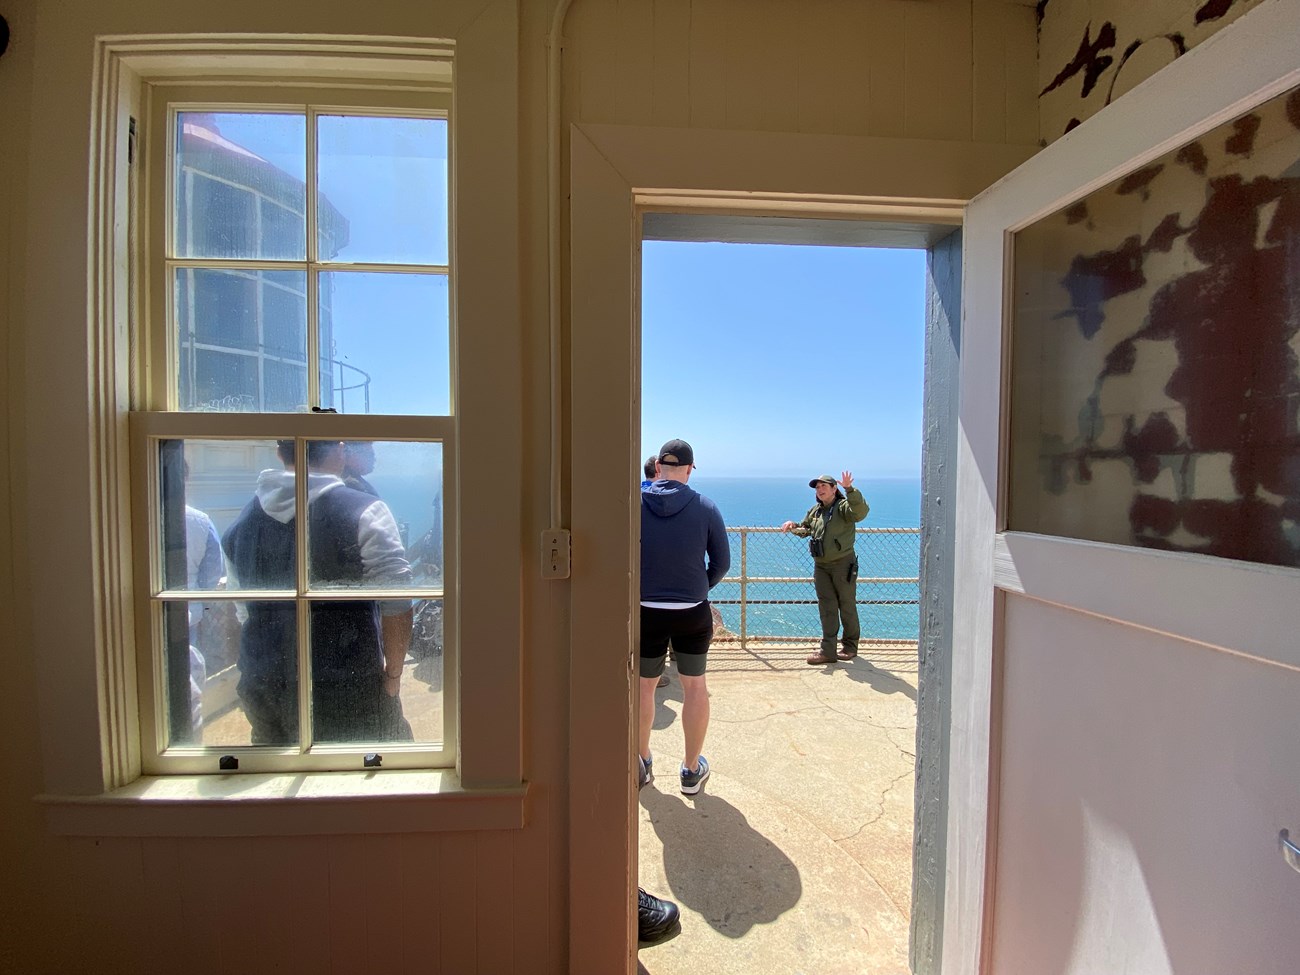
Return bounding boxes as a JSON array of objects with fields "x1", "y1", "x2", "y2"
[{"x1": 37, "y1": 770, "x2": 528, "y2": 837}]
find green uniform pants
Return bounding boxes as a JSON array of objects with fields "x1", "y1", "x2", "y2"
[{"x1": 814, "y1": 553, "x2": 859, "y2": 655}]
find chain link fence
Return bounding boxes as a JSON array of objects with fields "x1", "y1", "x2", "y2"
[{"x1": 710, "y1": 526, "x2": 920, "y2": 648}]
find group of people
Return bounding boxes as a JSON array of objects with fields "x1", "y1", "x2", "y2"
[
  {"x1": 634, "y1": 439, "x2": 870, "y2": 944},
  {"x1": 220, "y1": 439, "x2": 415, "y2": 745}
]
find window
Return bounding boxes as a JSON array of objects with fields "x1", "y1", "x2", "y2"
[
  {"x1": 1006, "y1": 82, "x2": 1300, "y2": 568},
  {"x1": 132, "y1": 86, "x2": 457, "y2": 773}
]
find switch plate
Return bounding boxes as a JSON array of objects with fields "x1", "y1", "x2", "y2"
[{"x1": 540, "y1": 529, "x2": 571, "y2": 579}]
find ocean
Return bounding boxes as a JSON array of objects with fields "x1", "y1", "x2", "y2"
[
  {"x1": 367, "y1": 473, "x2": 923, "y2": 643},
  {"x1": 685, "y1": 476, "x2": 921, "y2": 643}
]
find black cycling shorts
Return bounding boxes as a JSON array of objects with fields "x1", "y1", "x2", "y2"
[{"x1": 639, "y1": 601, "x2": 712, "y2": 677}]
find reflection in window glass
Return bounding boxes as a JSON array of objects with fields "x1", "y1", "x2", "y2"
[
  {"x1": 317, "y1": 115, "x2": 448, "y2": 266},
  {"x1": 1008, "y1": 86, "x2": 1300, "y2": 568},
  {"x1": 319, "y1": 272, "x2": 451, "y2": 415},
  {"x1": 159, "y1": 438, "x2": 287, "y2": 592},
  {"x1": 302, "y1": 440, "x2": 442, "y2": 744},
  {"x1": 174, "y1": 112, "x2": 307, "y2": 261},
  {"x1": 176, "y1": 269, "x2": 308, "y2": 411}
]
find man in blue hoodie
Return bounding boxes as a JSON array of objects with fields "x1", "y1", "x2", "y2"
[{"x1": 640, "y1": 438, "x2": 730, "y2": 795}]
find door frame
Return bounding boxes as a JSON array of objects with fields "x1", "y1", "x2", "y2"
[
  {"x1": 951, "y1": 3, "x2": 1300, "y2": 973},
  {"x1": 567, "y1": 122, "x2": 1034, "y2": 973}
]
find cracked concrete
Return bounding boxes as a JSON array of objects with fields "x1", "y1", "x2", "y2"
[{"x1": 638, "y1": 641, "x2": 918, "y2": 975}]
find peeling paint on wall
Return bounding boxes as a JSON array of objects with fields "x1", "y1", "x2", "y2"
[{"x1": 1039, "y1": 0, "x2": 1267, "y2": 143}]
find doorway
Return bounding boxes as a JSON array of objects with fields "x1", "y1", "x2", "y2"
[
  {"x1": 562, "y1": 119, "x2": 1001, "y2": 975},
  {"x1": 631, "y1": 216, "x2": 957, "y2": 975}
]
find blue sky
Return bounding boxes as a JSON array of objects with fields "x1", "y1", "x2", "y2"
[{"x1": 641, "y1": 240, "x2": 926, "y2": 479}]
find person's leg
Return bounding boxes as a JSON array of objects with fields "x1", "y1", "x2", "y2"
[
  {"x1": 679, "y1": 672, "x2": 710, "y2": 772},
  {"x1": 237, "y1": 673, "x2": 296, "y2": 745},
  {"x1": 639, "y1": 605, "x2": 670, "y2": 762},
  {"x1": 835, "y1": 555, "x2": 861, "y2": 657},
  {"x1": 638, "y1": 673, "x2": 660, "y2": 761},
  {"x1": 809, "y1": 561, "x2": 840, "y2": 663},
  {"x1": 672, "y1": 602, "x2": 714, "y2": 785}
]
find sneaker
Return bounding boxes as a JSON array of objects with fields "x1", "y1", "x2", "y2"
[
  {"x1": 638, "y1": 753, "x2": 653, "y2": 788},
  {"x1": 679, "y1": 755, "x2": 710, "y2": 795},
  {"x1": 637, "y1": 887, "x2": 680, "y2": 943}
]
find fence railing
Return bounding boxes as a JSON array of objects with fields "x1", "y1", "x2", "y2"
[{"x1": 710, "y1": 526, "x2": 920, "y2": 649}]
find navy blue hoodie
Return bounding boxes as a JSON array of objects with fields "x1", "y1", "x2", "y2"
[{"x1": 640, "y1": 480, "x2": 731, "y2": 603}]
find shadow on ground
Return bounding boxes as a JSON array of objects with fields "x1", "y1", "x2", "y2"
[
  {"x1": 836, "y1": 656, "x2": 917, "y2": 701},
  {"x1": 640, "y1": 788, "x2": 801, "y2": 938}
]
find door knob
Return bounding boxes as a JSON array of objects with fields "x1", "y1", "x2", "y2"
[{"x1": 1281, "y1": 829, "x2": 1300, "y2": 874}]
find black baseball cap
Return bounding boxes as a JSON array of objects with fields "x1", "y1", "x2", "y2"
[{"x1": 657, "y1": 439, "x2": 695, "y2": 467}]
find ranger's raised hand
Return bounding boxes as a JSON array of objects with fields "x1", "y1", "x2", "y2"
[{"x1": 840, "y1": 471, "x2": 854, "y2": 492}]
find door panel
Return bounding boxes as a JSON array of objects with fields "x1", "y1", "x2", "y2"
[
  {"x1": 950, "y1": 2, "x2": 1300, "y2": 972},
  {"x1": 992, "y1": 597, "x2": 1300, "y2": 975}
]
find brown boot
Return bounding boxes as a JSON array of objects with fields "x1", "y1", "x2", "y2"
[
  {"x1": 836, "y1": 649, "x2": 858, "y2": 660},
  {"x1": 805, "y1": 651, "x2": 837, "y2": 665}
]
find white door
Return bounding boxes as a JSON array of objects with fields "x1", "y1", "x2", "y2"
[{"x1": 947, "y1": 3, "x2": 1300, "y2": 973}]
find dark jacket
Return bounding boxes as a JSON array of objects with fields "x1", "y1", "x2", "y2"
[
  {"x1": 793, "y1": 487, "x2": 870, "y2": 565},
  {"x1": 640, "y1": 480, "x2": 731, "y2": 603}
]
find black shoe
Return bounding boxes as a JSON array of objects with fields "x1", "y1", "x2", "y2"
[{"x1": 637, "y1": 887, "x2": 680, "y2": 944}]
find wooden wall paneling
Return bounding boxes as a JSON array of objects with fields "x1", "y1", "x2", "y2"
[
  {"x1": 722, "y1": 0, "x2": 799, "y2": 134},
  {"x1": 687, "y1": 0, "x2": 729, "y2": 129},
  {"x1": 323, "y1": 834, "x2": 407, "y2": 971},
  {"x1": 475, "y1": 831, "x2": 517, "y2": 973},
  {"x1": 867, "y1": 1, "x2": 909, "y2": 137},
  {"x1": 968, "y1": 1, "x2": 1039, "y2": 146},
  {"x1": 513, "y1": 789, "x2": 557, "y2": 966},
  {"x1": 138, "y1": 837, "x2": 192, "y2": 972},
  {"x1": 440, "y1": 833, "x2": 479, "y2": 972},
  {"x1": 399, "y1": 833, "x2": 443, "y2": 970},
  {"x1": 572, "y1": 0, "x2": 620, "y2": 124},
  {"x1": 1003, "y1": 5, "x2": 1041, "y2": 147},
  {"x1": 971, "y1": 0, "x2": 1011, "y2": 144},
  {"x1": 175, "y1": 838, "x2": 255, "y2": 972},
  {"x1": 254, "y1": 836, "x2": 333, "y2": 973},
  {"x1": 65, "y1": 836, "x2": 146, "y2": 969},
  {"x1": 614, "y1": 0, "x2": 656, "y2": 124},
  {"x1": 650, "y1": 0, "x2": 693, "y2": 128},
  {"x1": 793, "y1": 0, "x2": 854, "y2": 135},
  {"x1": 904, "y1": 0, "x2": 973, "y2": 141}
]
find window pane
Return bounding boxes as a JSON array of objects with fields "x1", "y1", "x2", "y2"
[
  {"x1": 318, "y1": 272, "x2": 450, "y2": 415},
  {"x1": 317, "y1": 115, "x2": 448, "y2": 265},
  {"x1": 303, "y1": 440, "x2": 443, "y2": 745},
  {"x1": 174, "y1": 112, "x2": 306, "y2": 260},
  {"x1": 162, "y1": 599, "x2": 295, "y2": 748},
  {"x1": 176, "y1": 268, "x2": 308, "y2": 412},
  {"x1": 1008, "y1": 85, "x2": 1300, "y2": 568},
  {"x1": 165, "y1": 438, "x2": 295, "y2": 592},
  {"x1": 201, "y1": 595, "x2": 300, "y2": 748}
]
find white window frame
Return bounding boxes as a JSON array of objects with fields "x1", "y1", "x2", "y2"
[
  {"x1": 41, "y1": 23, "x2": 524, "y2": 830},
  {"x1": 133, "y1": 85, "x2": 458, "y2": 774}
]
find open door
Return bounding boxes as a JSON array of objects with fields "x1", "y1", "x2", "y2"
[{"x1": 948, "y1": 3, "x2": 1300, "y2": 973}]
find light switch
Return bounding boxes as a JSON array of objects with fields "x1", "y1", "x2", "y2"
[{"x1": 541, "y1": 529, "x2": 571, "y2": 579}]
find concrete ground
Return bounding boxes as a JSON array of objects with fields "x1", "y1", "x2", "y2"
[{"x1": 637, "y1": 640, "x2": 918, "y2": 975}]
